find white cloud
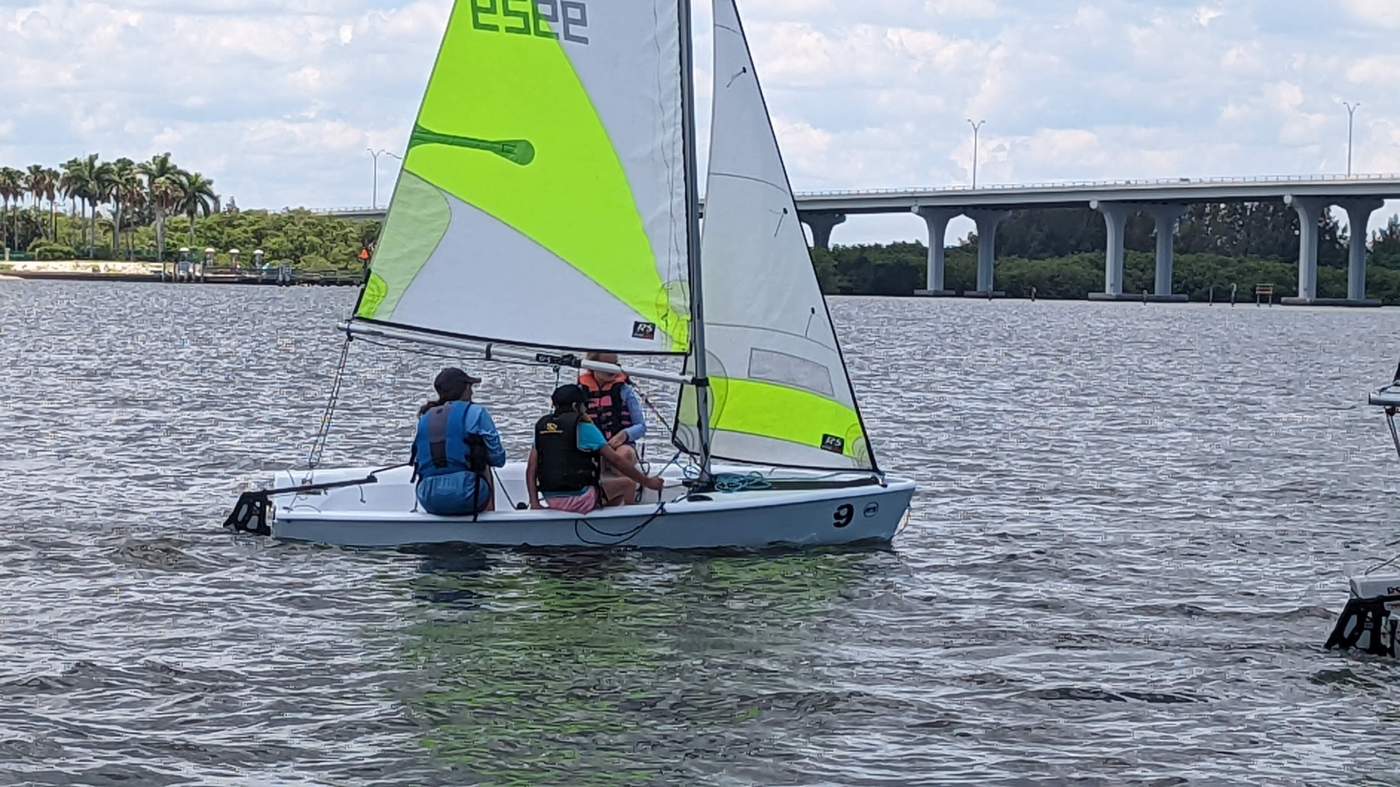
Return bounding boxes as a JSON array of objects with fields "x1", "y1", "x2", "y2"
[
  {"x1": 1346, "y1": 55, "x2": 1400, "y2": 84},
  {"x1": 1, "y1": 0, "x2": 1397, "y2": 244},
  {"x1": 924, "y1": 0, "x2": 1000, "y2": 19},
  {"x1": 1192, "y1": 4, "x2": 1225, "y2": 27},
  {"x1": 1220, "y1": 44, "x2": 1268, "y2": 77},
  {"x1": 1339, "y1": 0, "x2": 1400, "y2": 30}
]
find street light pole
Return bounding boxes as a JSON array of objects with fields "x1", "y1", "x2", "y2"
[
  {"x1": 967, "y1": 119, "x2": 987, "y2": 189},
  {"x1": 367, "y1": 148, "x2": 382, "y2": 209},
  {"x1": 1342, "y1": 101, "x2": 1360, "y2": 177},
  {"x1": 367, "y1": 148, "x2": 402, "y2": 210}
]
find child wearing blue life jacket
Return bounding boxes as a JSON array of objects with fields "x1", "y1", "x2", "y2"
[{"x1": 411, "y1": 367, "x2": 506, "y2": 516}]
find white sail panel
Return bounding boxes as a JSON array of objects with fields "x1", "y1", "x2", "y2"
[
  {"x1": 354, "y1": 0, "x2": 692, "y2": 354},
  {"x1": 674, "y1": 0, "x2": 877, "y2": 471}
]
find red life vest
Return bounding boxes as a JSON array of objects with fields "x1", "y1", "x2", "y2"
[{"x1": 579, "y1": 370, "x2": 634, "y2": 440}]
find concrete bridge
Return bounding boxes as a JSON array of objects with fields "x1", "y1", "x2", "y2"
[{"x1": 323, "y1": 173, "x2": 1400, "y2": 306}]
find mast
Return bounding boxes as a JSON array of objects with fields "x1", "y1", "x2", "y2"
[{"x1": 678, "y1": 0, "x2": 714, "y2": 486}]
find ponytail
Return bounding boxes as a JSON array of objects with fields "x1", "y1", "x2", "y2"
[{"x1": 418, "y1": 397, "x2": 447, "y2": 417}]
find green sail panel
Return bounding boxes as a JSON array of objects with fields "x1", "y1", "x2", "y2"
[
  {"x1": 355, "y1": 0, "x2": 691, "y2": 354},
  {"x1": 673, "y1": 0, "x2": 877, "y2": 471}
]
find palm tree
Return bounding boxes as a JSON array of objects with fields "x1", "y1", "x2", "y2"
[
  {"x1": 174, "y1": 170, "x2": 217, "y2": 246},
  {"x1": 108, "y1": 158, "x2": 137, "y2": 259},
  {"x1": 42, "y1": 167, "x2": 60, "y2": 243},
  {"x1": 69, "y1": 154, "x2": 114, "y2": 257},
  {"x1": 58, "y1": 158, "x2": 82, "y2": 246},
  {"x1": 25, "y1": 165, "x2": 48, "y2": 241},
  {"x1": 0, "y1": 167, "x2": 24, "y2": 253},
  {"x1": 138, "y1": 153, "x2": 181, "y2": 263},
  {"x1": 150, "y1": 178, "x2": 180, "y2": 271},
  {"x1": 119, "y1": 174, "x2": 147, "y2": 260}
]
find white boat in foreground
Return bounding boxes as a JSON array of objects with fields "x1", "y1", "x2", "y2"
[
  {"x1": 225, "y1": 0, "x2": 918, "y2": 551},
  {"x1": 230, "y1": 463, "x2": 914, "y2": 550},
  {"x1": 1326, "y1": 373, "x2": 1400, "y2": 655}
]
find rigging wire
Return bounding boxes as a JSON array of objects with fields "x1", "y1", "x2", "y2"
[
  {"x1": 492, "y1": 469, "x2": 519, "y2": 511},
  {"x1": 358, "y1": 333, "x2": 688, "y2": 443},
  {"x1": 306, "y1": 335, "x2": 353, "y2": 471},
  {"x1": 681, "y1": 464, "x2": 772, "y2": 493},
  {"x1": 1363, "y1": 533, "x2": 1400, "y2": 575},
  {"x1": 303, "y1": 332, "x2": 700, "y2": 540},
  {"x1": 574, "y1": 499, "x2": 673, "y2": 547},
  {"x1": 629, "y1": 380, "x2": 677, "y2": 437}
]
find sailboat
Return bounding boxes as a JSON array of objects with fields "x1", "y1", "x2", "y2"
[
  {"x1": 224, "y1": 0, "x2": 917, "y2": 550},
  {"x1": 1325, "y1": 368, "x2": 1400, "y2": 654}
]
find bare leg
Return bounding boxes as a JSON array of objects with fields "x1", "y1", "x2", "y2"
[
  {"x1": 600, "y1": 444, "x2": 641, "y2": 506},
  {"x1": 481, "y1": 471, "x2": 496, "y2": 512},
  {"x1": 604, "y1": 444, "x2": 640, "y2": 474},
  {"x1": 599, "y1": 476, "x2": 638, "y2": 508}
]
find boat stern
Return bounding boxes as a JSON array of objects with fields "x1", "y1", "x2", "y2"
[{"x1": 1325, "y1": 576, "x2": 1400, "y2": 656}]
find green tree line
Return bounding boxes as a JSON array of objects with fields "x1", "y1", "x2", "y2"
[
  {"x1": 0, "y1": 154, "x2": 377, "y2": 271},
  {"x1": 983, "y1": 202, "x2": 1355, "y2": 265},
  {"x1": 813, "y1": 207, "x2": 1400, "y2": 302},
  {"x1": 0, "y1": 154, "x2": 219, "y2": 261}
]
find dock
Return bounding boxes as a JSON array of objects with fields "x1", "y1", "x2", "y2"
[{"x1": 1, "y1": 261, "x2": 361, "y2": 287}]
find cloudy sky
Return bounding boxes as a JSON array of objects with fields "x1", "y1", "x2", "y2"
[{"x1": 3, "y1": 0, "x2": 1398, "y2": 244}]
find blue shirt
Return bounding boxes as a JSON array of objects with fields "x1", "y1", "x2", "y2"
[
  {"x1": 417, "y1": 402, "x2": 507, "y2": 470},
  {"x1": 617, "y1": 385, "x2": 647, "y2": 444},
  {"x1": 576, "y1": 422, "x2": 607, "y2": 453},
  {"x1": 470, "y1": 407, "x2": 508, "y2": 468}
]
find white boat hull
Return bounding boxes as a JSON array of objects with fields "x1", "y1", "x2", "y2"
[{"x1": 259, "y1": 463, "x2": 916, "y2": 550}]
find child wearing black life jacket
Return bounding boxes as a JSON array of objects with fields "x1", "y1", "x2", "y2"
[{"x1": 527, "y1": 384, "x2": 664, "y2": 513}]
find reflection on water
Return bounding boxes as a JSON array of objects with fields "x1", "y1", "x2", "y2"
[
  {"x1": 6, "y1": 281, "x2": 1400, "y2": 783},
  {"x1": 401, "y1": 549, "x2": 890, "y2": 784}
]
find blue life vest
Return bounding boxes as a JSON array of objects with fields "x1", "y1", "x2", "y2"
[{"x1": 413, "y1": 402, "x2": 490, "y2": 481}]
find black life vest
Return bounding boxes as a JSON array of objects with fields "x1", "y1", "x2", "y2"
[
  {"x1": 534, "y1": 411, "x2": 601, "y2": 493},
  {"x1": 412, "y1": 401, "x2": 490, "y2": 483},
  {"x1": 580, "y1": 371, "x2": 634, "y2": 441}
]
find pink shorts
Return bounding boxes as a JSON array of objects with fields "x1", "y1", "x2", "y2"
[{"x1": 544, "y1": 487, "x2": 599, "y2": 514}]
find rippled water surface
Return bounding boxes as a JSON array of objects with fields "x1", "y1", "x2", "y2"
[{"x1": 5, "y1": 280, "x2": 1400, "y2": 785}]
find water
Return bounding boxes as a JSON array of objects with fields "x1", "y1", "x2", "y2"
[{"x1": 3, "y1": 280, "x2": 1400, "y2": 785}]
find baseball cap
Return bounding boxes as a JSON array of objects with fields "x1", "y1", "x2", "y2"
[
  {"x1": 434, "y1": 367, "x2": 481, "y2": 400},
  {"x1": 551, "y1": 383, "x2": 589, "y2": 407}
]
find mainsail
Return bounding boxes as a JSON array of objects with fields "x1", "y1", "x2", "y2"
[
  {"x1": 673, "y1": 0, "x2": 878, "y2": 472},
  {"x1": 353, "y1": 0, "x2": 693, "y2": 355}
]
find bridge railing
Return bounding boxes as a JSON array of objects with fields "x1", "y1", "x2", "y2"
[
  {"x1": 796, "y1": 173, "x2": 1400, "y2": 198},
  {"x1": 315, "y1": 173, "x2": 1400, "y2": 215}
]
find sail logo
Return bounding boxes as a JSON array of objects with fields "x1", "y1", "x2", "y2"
[
  {"x1": 470, "y1": 0, "x2": 590, "y2": 45},
  {"x1": 821, "y1": 434, "x2": 846, "y2": 454}
]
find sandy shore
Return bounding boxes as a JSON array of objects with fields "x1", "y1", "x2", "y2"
[{"x1": 5, "y1": 260, "x2": 164, "y2": 275}]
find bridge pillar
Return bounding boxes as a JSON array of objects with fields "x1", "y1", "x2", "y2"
[
  {"x1": 1089, "y1": 201, "x2": 1133, "y2": 298},
  {"x1": 912, "y1": 207, "x2": 960, "y2": 296},
  {"x1": 1146, "y1": 203, "x2": 1188, "y2": 301},
  {"x1": 1340, "y1": 199, "x2": 1384, "y2": 304},
  {"x1": 1283, "y1": 195, "x2": 1329, "y2": 303},
  {"x1": 964, "y1": 209, "x2": 1008, "y2": 297},
  {"x1": 801, "y1": 212, "x2": 846, "y2": 251}
]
